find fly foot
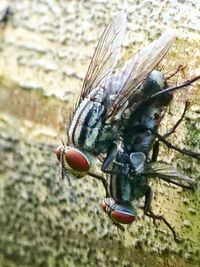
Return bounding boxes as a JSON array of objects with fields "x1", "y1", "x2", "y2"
[
  {"x1": 145, "y1": 210, "x2": 181, "y2": 242},
  {"x1": 113, "y1": 222, "x2": 125, "y2": 231}
]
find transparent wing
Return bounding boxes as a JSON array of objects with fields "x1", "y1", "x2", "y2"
[
  {"x1": 78, "y1": 12, "x2": 126, "y2": 105},
  {"x1": 107, "y1": 31, "x2": 175, "y2": 121},
  {"x1": 144, "y1": 162, "x2": 194, "y2": 188}
]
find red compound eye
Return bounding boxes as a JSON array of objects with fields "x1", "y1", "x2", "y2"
[
  {"x1": 55, "y1": 145, "x2": 63, "y2": 161},
  {"x1": 65, "y1": 149, "x2": 90, "y2": 172},
  {"x1": 111, "y1": 210, "x2": 135, "y2": 224},
  {"x1": 101, "y1": 198, "x2": 136, "y2": 224}
]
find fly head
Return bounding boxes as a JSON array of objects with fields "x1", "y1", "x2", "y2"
[
  {"x1": 142, "y1": 70, "x2": 173, "y2": 106},
  {"x1": 102, "y1": 198, "x2": 136, "y2": 225},
  {"x1": 55, "y1": 144, "x2": 92, "y2": 180}
]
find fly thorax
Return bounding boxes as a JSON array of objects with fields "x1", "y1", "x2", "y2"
[
  {"x1": 68, "y1": 87, "x2": 106, "y2": 151},
  {"x1": 142, "y1": 70, "x2": 165, "y2": 95},
  {"x1": 88, "y1": 86, "x2": 105, "y2": 102},
  {"x1": 84, "y1": 119, "x2": 103, "y2": 151}
]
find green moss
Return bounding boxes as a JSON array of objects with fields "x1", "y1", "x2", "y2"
[{"x1": 186, "y1": 122, "x2": 200, "y2": 151}]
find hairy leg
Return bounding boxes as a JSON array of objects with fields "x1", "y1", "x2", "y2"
[{"x1": 143, "y1": 186, "x2": 180, "y2": 241}]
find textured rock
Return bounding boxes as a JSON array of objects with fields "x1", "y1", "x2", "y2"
[{"x1": 0, "y1": 0, "x2": 200, "y2": 266}]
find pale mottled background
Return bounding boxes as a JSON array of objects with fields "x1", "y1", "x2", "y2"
[{"x1": 0, "y1": 0, "x2": 200, "y2": 267}]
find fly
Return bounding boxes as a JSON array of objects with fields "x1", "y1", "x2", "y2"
[
  {"x1": 55, "y1": 12, "x2": 200, "y2": 239},
  {"x1": 101, "y1": 69, "x2": 198, "y2": 240},
  {"x1": 56, "y1": 12, "x2": 179, "y2": 184}
]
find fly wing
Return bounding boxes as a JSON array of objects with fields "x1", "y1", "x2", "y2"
[
  {"x1": 107, "y1": 31, "x2": 175, "y2": 122},
  {"x1": 143, "y1": 162, "x2": 194, "y2": 188},
  {"x1": 78, "y1": 12, "x2": 126, "y2": 105}
]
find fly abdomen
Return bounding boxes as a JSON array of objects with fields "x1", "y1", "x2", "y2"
[
  {"x1": 124, "y1": 70, "x2": 172, "y2": 156},
  {"x1": 110, "y1": 174, "x2": 132, "y2": 203},
  {"x1": 110, "y1": 172, "x2": 149, "y2": 203},
  {"x1": 124, "y1": 105, "x2": 161, "y2": 155}
]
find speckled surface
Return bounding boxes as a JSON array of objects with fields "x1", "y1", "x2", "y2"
[
  {"x1": 0, "y1": 0, "x2": 200, "y2": 266},
  {"x1": 0, "y1": 106, "x2": 200, "y2": 267},
  {"x1": 0, "y1": 0, "x2": 200, "y2": 100}
]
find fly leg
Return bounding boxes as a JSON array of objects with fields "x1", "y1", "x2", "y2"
[
  {"x1": 165, "y1": 64, "x2": 186, "y2": 80},
  {"x1": 144, "y1": 186, "x2": 180, "y2": 241},
  {"x1": 60, "y1": 151, "x2": 72, "y2": 184},
  {"x1": 150, "y1": 101, "x2": 200, "y2": 159},
  {"x1": 156, "y1": 175, "x2": 194, "y2": 190},
  {"x1": 101, "y1": 144, "x2": 118, "y2": 172},
  {"x1": 101, "y1": 140, "x2": 125, "y2": 173},
  {"x1": 150, "y1": 100, "x2": 187, "y2": 162},
  {"x1": 162, "y1": 101, "x2": 189, "y2": 139},
  {"x1": 151, "y1": 140, "x2": 159, "y2": 163},
  {"x1": 113, "y1": 222, "x2": 125, "y2": 231},
  {"x1": 145, "y1": 101, "x2": 200, "y2": 159},
  {"x1": 88, "y1": 171, "x2": 109, "y2": 197},
  {"x1": 147, "y1": 117, "x2": 200, "y2": 160},
  {"x1": 151, "y1": 129, "x2": 200, "y2": 159},
  {"x1": 151, "y1": 142, "x2": 194, "y2": 189},
  {"x1": 151, "y1": 102, "x2": 195, "y2": 189}
]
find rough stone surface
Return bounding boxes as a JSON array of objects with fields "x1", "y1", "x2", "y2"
[{"x1": 0, "y1": 0, "x2": 200, "y2": 267}]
